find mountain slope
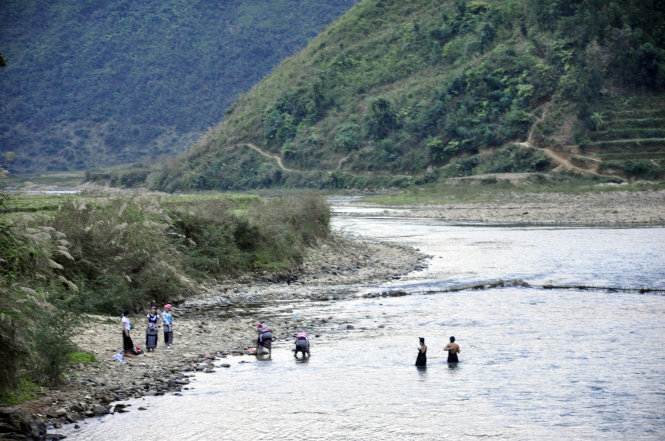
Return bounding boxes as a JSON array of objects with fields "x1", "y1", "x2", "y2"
[
  {"x1": 149, "y1": 0, "x2": 665, "y2": 191},
  {"x1": 0, "y1": 0, "x2": 358, "y2": 174}
]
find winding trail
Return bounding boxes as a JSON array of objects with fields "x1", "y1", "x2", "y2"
[
  {"x1": 233, "y1": 142, "x2": 413, "y2": 179},
  {"x1": 240, "y1": 142, "x2": 295, "y2": 172},
  {"x1": 515, "y1": 104, "x2": 603, "y2": 175}
]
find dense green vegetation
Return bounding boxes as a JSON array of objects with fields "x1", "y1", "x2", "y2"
[
  {"x1": 0, "y1": 0, "x2": 358, "y2": 174},
  {"x1": 149, "y1": 0, "x2": 665, "y2": 191},
  {"x1": 0, "y1": 191, "x2": 330, "y2": 400}
]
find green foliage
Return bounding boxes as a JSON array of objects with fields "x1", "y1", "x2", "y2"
[
  {"x1": 334, "y1": 123, "x2": 361, "y2": 151},
  {"x1": 69, "y1": 351, "x2": 97, "y2": 364},
  {"x1": 170, "y1": 193, "x2": 330, "y2": 275},
  {"x1": 47, "y1": 196, "x2": 184, "y2": 313},
  {"x1": 0, "y1": 379, "x2": 39, "y2": 405},
  {"x1": 440, "y1": 145, "x2": 553, "y2": 178},
  {"x1": 362, "y1": 97, "x2": 398, "y2": 140},
  {"x1": 0, "y1": 192, "x2": 77, "y2": 397},
  {"x1": 30, "y1": 311, "x2": 77, "y2": 385},
  {"x1": 92, "y1": 0, "x2": 665, "y2": 190},
  {"x1": 598, "y1": 159, "x2": 664, "y2": 180},
  {"x1": 0, "y1": 190, "x2": 331, "y2": 399},
  {"x1": 0, "y1": 0, "x2": 358, "y2": 174}
]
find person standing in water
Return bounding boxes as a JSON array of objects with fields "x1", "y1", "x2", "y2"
[
  {"x1": 444, "y1": 336, "x2": 460, "y2": 363},
  {"x1": 415, "y1": 337, "x2": 427, "y2": 366}
]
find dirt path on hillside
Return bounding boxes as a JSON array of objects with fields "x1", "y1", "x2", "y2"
[
  {"x1": 235, "y1": 142, "x2": 412, "y2": 179},
  {"x1": 515, "y1": 104, "x2": 603, "y2": 175},
  {"x1": 240, "y1": 142, "x2": 295, "y2": 172}
]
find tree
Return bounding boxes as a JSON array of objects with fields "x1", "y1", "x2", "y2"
[{"x1": 363, "y1": 97, "x2": 397, "y2": 140}]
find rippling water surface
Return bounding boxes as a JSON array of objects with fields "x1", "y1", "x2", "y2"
[{"x1": 59, "y1": 209, "x2": 665, "y2": 440}]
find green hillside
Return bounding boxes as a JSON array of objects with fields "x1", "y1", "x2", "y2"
[
  {"x1": 0, "y1": 0, "x2": 358, "y2": 174},
  {"x1": 148, "y1": 0, "x2": 665, "y2": 191}
]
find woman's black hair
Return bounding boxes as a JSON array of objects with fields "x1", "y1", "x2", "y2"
[
  {"x1": 419, "y1": 337, "x2": 425, "y2": 343},
  {"x1": 123, "y1": 310, "x2": 129, "y2": 316},
  {"x1": 450, "y1": 336, "x2": 455, "y2": 342}
]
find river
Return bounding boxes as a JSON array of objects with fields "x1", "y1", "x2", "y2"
[{"x1": 57, "y1": 206, "x2": 665, "y2": 440}]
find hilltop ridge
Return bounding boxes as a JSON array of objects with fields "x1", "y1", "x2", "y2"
[{"x1": 145, "y1": 0, "x2": 665, "y2": 191}]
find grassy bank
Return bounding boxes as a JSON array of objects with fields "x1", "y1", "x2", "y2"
[
  {"x1": 0, "y1": 190, "x2": 330, "y2": 401},
  {"x1": 360, "y1": 172, "x2": 665, "y2": 205}
]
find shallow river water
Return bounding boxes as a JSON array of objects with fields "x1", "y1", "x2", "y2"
[{"x1": 60, "y1": 206, "x2": 665, "y2": 440}]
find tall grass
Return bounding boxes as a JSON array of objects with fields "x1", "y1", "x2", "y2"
[
  {"x1": 169, "y1": 193, "x2": 330, "y2": 275},
  {"x1": 1, "y1": 191, "x2": 331, "y2": 400},
  {"x1": 48, "y1": 195, "x2": 185, "y2": 313},
  {"x1": 0, "y1": 193, "x2": 77, "y2": 397}
]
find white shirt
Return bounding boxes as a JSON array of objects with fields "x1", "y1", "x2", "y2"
[{"x1": 122, "y1": 316, "x2": 131, "y2": 332}]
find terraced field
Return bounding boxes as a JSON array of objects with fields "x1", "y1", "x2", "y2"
[{"x1": 580, "y1": 95, "x2": 665, "y2": 179}]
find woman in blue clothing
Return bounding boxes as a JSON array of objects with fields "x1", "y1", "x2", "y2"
[{"x1": 162, "y1": 304, "x2": 174, "y2": 349}]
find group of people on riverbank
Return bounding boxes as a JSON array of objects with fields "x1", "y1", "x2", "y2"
[
  {"x1": 121, "y1": 305, "x2": 174, "y2": 358},
  {"x1": 415, "y1": 336, "x2": 460, "y2": 367}
]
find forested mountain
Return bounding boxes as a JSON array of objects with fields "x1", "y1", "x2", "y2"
[
  {"x1": 149, "y1": 0, "x2": 665, "y2": 191},
  {"x1": 0, "y1": 0, "x2": 358, "y2": 174}
]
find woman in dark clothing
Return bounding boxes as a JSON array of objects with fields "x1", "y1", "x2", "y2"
[
  {"x1": 415, "y1": 337, "x2": 427, "y2": 366},
  {"x1": 145, "y1": 306, "x2": 160, "y2": 352},
  {"x1": 121, "y1": 310, "x2": 135, "y2": 357},
  {"x1": 444, "y1": 336, "x2": 460, "y2": 363}
]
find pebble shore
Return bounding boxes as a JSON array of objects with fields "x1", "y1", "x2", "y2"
[{"x1": 7, "y1": 234, "x2": 426, "y2": 439}]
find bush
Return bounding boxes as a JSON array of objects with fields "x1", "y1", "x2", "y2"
[
  {"x1": 598, "y1": 160, "x2": 664, "y2": 180},
  {"x1": 362, "y1": 97, "x2": 398, "y2": 140},
  {"x1": 168, "y1": 193, "x2": 330, "y2": 276},
  {"x1": 334, "y1": 123, "x2": 361, "y2": 151},
  {"x1": 30, "y1": 310, "x2": 77, "y2": 385}
]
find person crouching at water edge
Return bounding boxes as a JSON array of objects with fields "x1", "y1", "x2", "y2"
[
  {"x1": 162, "y1": 304, "x2": 174, "y2": 349},
  {"x1": 294, "y1": 332, "x2": 310, "y2": 358},
  {"x1": 256, "y1": 323, "x2": 273, "y2": 357},
  {"x1": 145, "y1": 306, "x2": 160, "y2": 352},
  {"x1": 444, "y1": 336, "x2": 460, "y2": 363},
  {"x1": 415, "y1": 337, "x2": 427, "y2": 367}
]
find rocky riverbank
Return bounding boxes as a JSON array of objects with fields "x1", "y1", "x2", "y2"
[{"x1": 4, "y1": 233, "x2": 426, "y2": 440}]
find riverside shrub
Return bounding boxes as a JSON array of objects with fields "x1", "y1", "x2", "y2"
[
  {"x1": 0, "y1": 193, "x2": 77, "y2": 396},
  {"x1": 1, "y1": 191, "x2": 331, "y2": 398}
]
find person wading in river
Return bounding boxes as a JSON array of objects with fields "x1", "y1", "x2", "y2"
[
  {"x1": 444, "y1": 336, "x2": 460, "y2": 363},
  {"x1": 294, "y1": 332, "x2": 310, "y2": 358},
  {"x1": 415, "y1": 337, "x2": 427, "y2": 367},
  {"x1": 256, "y1": 323, "x2": 273, "y2": 357}
]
